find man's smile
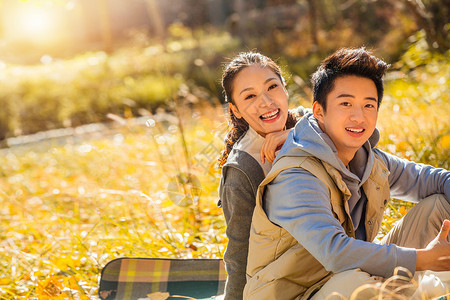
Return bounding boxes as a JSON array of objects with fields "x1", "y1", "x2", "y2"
[{"x1": 345, "y1": 127, "x2": 365, "y2": 133}]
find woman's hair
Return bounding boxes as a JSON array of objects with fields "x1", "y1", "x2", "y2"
[
  {"x1": 217, "y1": 52, "x2": 299, "y2": 168},
  {"x1": 311, "y1": 47, "x2": 389, "y2": 111}
]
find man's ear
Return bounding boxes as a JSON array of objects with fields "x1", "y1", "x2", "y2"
[
  {"x1": 312, "y1": 101, "x2": 325, "y2": 123},
  {"x1": 229, "y1": 103, "x2": 242, "y2": 119}
]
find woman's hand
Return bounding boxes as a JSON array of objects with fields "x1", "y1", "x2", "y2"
[
  {"x1": 416, "y1": 219, "x2": 450, "y2": 271},
  {"x1": 260, "y1": 129, "x2": 292, "y2": 164}
]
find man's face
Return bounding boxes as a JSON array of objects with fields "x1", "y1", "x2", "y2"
[
  {"x1": 313, "y1": 75, "x2": 379, "y2": 165},
  {"x1": 229, "y1": 65, "x2": 289, "y2": 137}
]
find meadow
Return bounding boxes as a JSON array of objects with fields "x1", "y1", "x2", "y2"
[{"x1": 0, "y1": 34, "x2": 449, "y2": 299}]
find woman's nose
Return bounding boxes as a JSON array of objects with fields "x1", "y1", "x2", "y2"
[{"x1": 259, "y1": 93, "x2": 274, "y2": 107}]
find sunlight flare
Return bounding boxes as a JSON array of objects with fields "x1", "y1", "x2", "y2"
[{"x1": 5, "y1": 3, "x2": 61, "y2": 43}]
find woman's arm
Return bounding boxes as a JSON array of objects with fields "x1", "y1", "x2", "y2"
[
  {"x1": 260, "y1": 129, "x2": 292, "y2": 164},
  {"x1": 219, "y1": 166, "x2": 257, "y2": 300},
  {"x1": 260, "y1": 106, "x2": 311, "y2": 164}
]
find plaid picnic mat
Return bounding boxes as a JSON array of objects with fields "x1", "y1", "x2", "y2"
[{"x1": 99, "y1": 257, "x2": 227, "y2": 300}]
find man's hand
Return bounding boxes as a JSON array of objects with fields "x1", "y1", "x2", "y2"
[
  {"x1": 260, "y1": 129, "x2": 291, "y2": 164},
  {"x1": 416, "y1": 219, "x2": 450, "y2": 271}
]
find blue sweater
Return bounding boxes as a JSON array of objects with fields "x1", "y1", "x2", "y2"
[{"x1": 265, "y1": 112, "x2": 450, "y2": 277}]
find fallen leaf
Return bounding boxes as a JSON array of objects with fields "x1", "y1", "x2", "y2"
[
  {"x1": 99, "y1": 290, "x2": 116, "y2": 299},
  {"x1": 147, "y1": 291, "x2": 170, "y2": 300}
]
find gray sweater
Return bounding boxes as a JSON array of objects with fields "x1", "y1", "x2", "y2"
[{"x1": 219, "y1": 148, "x2": 264, "y2": 300}]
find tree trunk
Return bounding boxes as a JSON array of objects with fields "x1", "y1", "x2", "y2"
[
  {"x1": 96, "y1": 0, "x2": 112, "y2": 52},
  {"x1": 145, "y1": 0, "x2": 165, "y2": 39},
  {"x1": 402, "y1": 0, "x2": 449, "y2": 51},
  {"x1": 307, "y1": 0, "x2": 318, "y2": 51}
]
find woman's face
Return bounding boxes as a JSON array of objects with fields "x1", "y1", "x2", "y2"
[{"x1": 229, "y1": 65, "x2": 289, "y2": 137}]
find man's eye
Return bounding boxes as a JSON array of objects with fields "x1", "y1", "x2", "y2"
[
  {"x1": 365, "y1": 104, "x2": 375, "y2": 108},
  {"x1": 341, "y1": 102, "x2": 351, "y2": 106}
]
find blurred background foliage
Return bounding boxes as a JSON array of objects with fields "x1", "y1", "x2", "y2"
[{"x1": 0, "y1": 0, "x2": 448, "y2": 141}]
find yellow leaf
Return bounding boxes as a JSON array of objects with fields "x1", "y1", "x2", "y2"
[
  {"x1": 0, "y1": 278, "x2": 11, "y2": 285},
  {"x1": 147, "y1": 292, "x2": 170, "y2": 300},
  {"x1": 441, "y1": 134, "x2": 450, "y2": 150},
  {"x1": 396, "y1": 141, "x2": 409, "y2": 153}
]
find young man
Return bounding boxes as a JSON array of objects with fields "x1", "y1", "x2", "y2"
[{"x1": 243, "y1": 48, "x2": 450, "y2": 299}]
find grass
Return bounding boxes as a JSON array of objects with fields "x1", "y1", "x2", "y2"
[
  {"x1": 1, "y1": 93, "x2": 448, "y2": 298},
  {"x1": 0, "y1": 104, "x2": 228, "y2": 299},
  {"x1": 376, "y1": 39, "x2": 450, "y2": 237},
  {"x1": 0, "y1": 40, "x2": 448, "y2": 298}
]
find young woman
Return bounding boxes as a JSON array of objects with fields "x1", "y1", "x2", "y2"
[{"x1": 217, "y1": 52, "x2": 305, "y2": 300}]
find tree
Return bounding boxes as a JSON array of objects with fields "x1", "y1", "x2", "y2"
[
  {"x1": 306, "y1": 0, "x2": 318, "y2": 51},
  {"x1": 401, "y1": 0, "x2": 449, "y2": 52},
  {"x1": 145, "y1": 0, "x2": 165, "y2": 38},
  {"x1": 96, "y1": 0, "x2": 112, "y2": 52}
]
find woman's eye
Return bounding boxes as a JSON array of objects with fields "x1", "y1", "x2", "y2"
[
  {"x1": 268, "y1": 84, "x2": 278, "y2": 90},
  {"x1": 244, "y1": 94, "x2": 255, "y2": 100}
]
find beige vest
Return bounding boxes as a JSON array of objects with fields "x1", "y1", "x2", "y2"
[{"x1": 244, "y1": 155, "x2": 390, "y2": 300}]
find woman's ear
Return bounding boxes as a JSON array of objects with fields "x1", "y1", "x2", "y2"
[
  {"x1": 229, "y1": 103, "x2": 242, "y2": 119},
  {"x1": 283, "y1": 85, "x2": 289, "y2": 96},
  {"x1": 312, "y1": 101, "x2": 324, "y2": 123}
]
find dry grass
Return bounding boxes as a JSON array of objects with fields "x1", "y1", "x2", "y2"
[{"x1": 0, "y1": 47, "x2": 448, "y2": 299}]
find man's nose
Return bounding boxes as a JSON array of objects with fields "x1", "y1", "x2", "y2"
[{"x1": 350, "y1": 106, "x2": 364, "y2": 122}]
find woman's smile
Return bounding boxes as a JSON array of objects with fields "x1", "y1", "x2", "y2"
[
  {"x1": 260, "y1": 109, "x2": 280, "y2": 121},
  {"x1": 230, "y1": 66, "x2": 289, "y2": 137}
]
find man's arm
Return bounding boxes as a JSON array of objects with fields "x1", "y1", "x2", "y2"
[
  {"x1": 417, "y1": 220, "x2": 450, "y2": 271},
  {"x1": 374, "y1": 149, "x2": 450, "y2": 270},
  {"x1": 374, "y1": 149, "x2": 450, "y2": 203},
  {"x1": 265, "y1": 167, "x2": 417, "y2": 278}
]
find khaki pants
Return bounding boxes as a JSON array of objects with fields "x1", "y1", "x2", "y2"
[{"x1": 310, "y1": 194, "x2": 450, "y2": 300}]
